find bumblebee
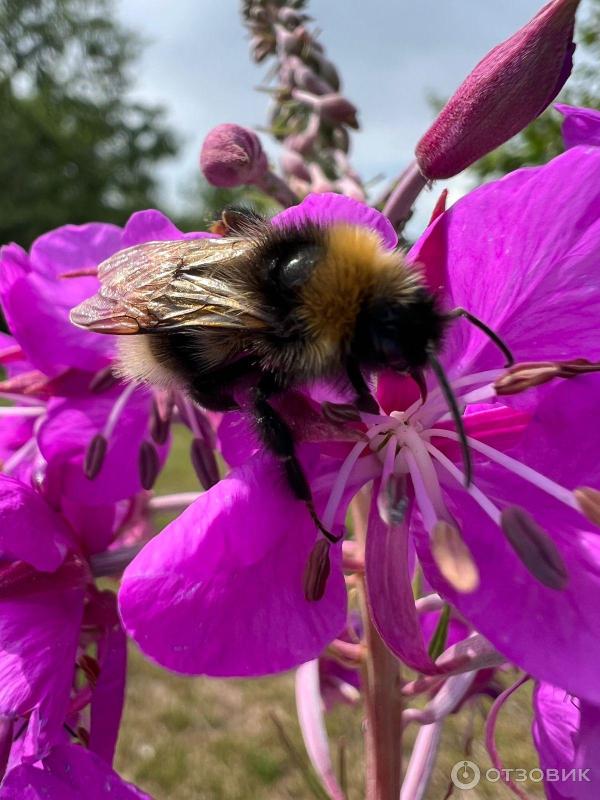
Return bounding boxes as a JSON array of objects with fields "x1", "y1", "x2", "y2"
[{"x1": 71, "y1": 208, "x2": 511, "y2": 537}]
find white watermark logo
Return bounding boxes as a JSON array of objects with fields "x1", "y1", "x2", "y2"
[
  {"x1": 450, "y1": 761, "x2": 481, "y2": 790},
  {"x1": 451, "y1": 762, "x2": 592, "y2": 790}
]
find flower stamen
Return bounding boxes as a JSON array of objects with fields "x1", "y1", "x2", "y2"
[{"x1": 431, "y1": 520, "x2": 480, "y2": 593}]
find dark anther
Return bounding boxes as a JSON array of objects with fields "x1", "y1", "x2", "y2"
[
  {"x1": 190, "y1": 438, "x2": 220, "y2": 489},
  {"x1": 138, "y1": 441, "x2": 160, "y2": 490},
  {"x1": 84, "y1": 434, "x2": 108, "y2": 480},
  {"x1": 303, "y1": 539, "x2": 331, "y2": 602},
  {"x1": 501, "y1": 506, "x2": 568, "y2": 590}
]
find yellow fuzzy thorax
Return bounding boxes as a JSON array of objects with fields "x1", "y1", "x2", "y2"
[{"x1": 298, "y1": 224, "x2": 421, "y2": 346}]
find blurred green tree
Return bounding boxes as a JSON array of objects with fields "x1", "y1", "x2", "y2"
[
  {"x1": 472, "y1": 0, "x2": 600, "y2": 179},
  {"x1": 0, "y1": 0, "x2": 178, "y2": 248}
]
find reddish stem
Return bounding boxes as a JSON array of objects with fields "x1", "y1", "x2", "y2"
[{"x1": 352, "y1": 488, "x2": 403, "y2": 800}]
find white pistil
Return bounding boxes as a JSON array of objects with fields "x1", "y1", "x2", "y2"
[
  {"x1": 426, "y1": 428, "x2": 580, "y2": 514},
  {"x1": 101, "y1": 382, "x2": 138, "y2": 440},
  {"x1": 404, "y1": 450, "x2": 439, "y2": 530},
  {"x1": 401, "y1": 426, "x2": 447, "y2": 519},
  {"x1": 2, "y1": 438, "x2": 37, "y2": 475},
  {"x1": 425, "y1": 442, "x2": 502, "y2": 525},
  {"x1": 322, "y1": 440, "x2": 369, "y2": 531}
]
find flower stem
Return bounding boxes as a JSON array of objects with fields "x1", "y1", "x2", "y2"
[
  {"x1": 382, "y1": 161, "x2": 428, "y2": 231},
  {"x1": 351, "y1": 488, "x2": 404, "y2": 800},
  {"x1": 255, "y1": 169, "x2": 299, "y2": 208}
]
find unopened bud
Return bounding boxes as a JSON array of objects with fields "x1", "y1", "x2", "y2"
[
  {"x1": 416, "y1": 0, "x2": 580, "y2": 179},
  {"x1": 431, "y1": 521, "x2": 479, "y2": 593},
  {"x1": 284, "y1": 55, "x2": 333, "y2": 95},
  {"x1": 280, "y1": 147, "x2": 311, "y2": 181},
  {"x1": 310, "y1": 52, "x2": 340, "y2": 92},
  {"x1": 190, "y1": 438, "x2": 220, "y2": 489},
  {"x1": 138, "y1": 441, "x2": 160, "y2": 490},
  {"x1": 84, "y1": 434, "x2": 108, "y2": 479},
  {"x1": 200, "y1": 124, "x2": 268, "y2": 188},
  {"x1": 303, "y1": 539, "x2": 331, "y2": 602},
  {"x1": 277, "y1": 7, "x2": 309, "y2": 26},
  {"x1": 292, "y1": 89, "x2": 359, "y2": 129},
  {"x1": 501, "y1": 506, "x2": 568, "y2": 590},
  {"x1": 575, "y1": 487, "x2": 600, "y2": 527},
  {"x1": 274, "y1": 24, "x2": 306, "y2": 56}
]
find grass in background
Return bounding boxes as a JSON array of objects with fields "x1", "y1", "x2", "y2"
[{"x1": 115, "y1": 429, "x2": 544, "y2": 799}]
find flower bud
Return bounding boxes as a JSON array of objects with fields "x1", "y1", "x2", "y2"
[
  {"x1": 280, "y1": 147, "x2": 311, "y2": 181},
  {"x1": 416, "y1": 0, "x2": 580, "y2": 179},
  {"x1": 292, "y1": 89, "x2": 359, "y2": 129},
  {"x1": 284, "y1": 55, "x2": 333, "y2": 95},
  {"x1": 200, "y1": 123, "x2": 268, "y2": 188}
]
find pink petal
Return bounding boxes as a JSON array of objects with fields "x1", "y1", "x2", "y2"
[
  {"x1": 119, "y1": 454, "x2": 347, "y2": 676},
  {"x1": 0, "y1": 745, "x2": 152, "y2": 799},
  {"x1": 295, "y1": 660, "x2": 345, "y2": 800},
  {"x1": 410, "y1": 147, "x2": 600, "y2": 377},
  {"x1": 413, "y1": 458, "x2": 600, "y2": 703},
  {"x1": 0, "y1": 476, "x2": 72, "y2": 571},
  {"x1": 272, "y1": 192, "x2": 398, "y2": 249},
  {"x1": 365, "y1": 488, "x2": 438, "y2": 674},
  {"x1": 120, "y1": 209, "x2": 213, "y2": 247},
  {"x1": 556, "y1": 103, "x2": 600, "y2": 149}
]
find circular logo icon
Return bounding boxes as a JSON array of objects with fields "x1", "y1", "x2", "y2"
[{"x1": 451, "y1": 760, "x2": 481, "y2": 790}]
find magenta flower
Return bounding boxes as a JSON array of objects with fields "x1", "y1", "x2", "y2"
[
  {"x1": 533, "y1": 682, "x2": 599, "y2": 798},
  {"x1": 0, "y1": 475, "x2": 126, "y2": 769},
  {"x1": 0, "y1": 210, "x2": 213, "y2": 503},
  {"x1": 120, "y1": 142, "x2": 600, "y2": 700},
  {"x1": 0, "y1": 744, "x2": 151, "y2": 799}
]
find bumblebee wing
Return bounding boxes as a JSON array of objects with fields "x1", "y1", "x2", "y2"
[{"x1": 70, "y1": 238, "x2": 270, "y2": 335}]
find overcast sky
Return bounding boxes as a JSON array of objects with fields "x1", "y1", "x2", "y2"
[{"x1": 116, "y1": 0, "x2": 547, "y2": 233}]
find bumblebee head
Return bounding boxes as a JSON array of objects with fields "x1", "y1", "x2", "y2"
[{"x1": 351, "y1": 288, "x2": 445, "y2": 371}]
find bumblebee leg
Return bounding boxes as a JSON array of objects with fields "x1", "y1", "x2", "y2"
[
  {"x1": 253, "y1": 378, "x2": 339, "y2": 543},
  {"x1": 346, "y1": 358, "x2": 380, "y2": 414}
]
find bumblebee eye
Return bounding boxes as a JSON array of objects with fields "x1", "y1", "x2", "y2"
[{"x1": 271, "y1": 243, "x2": 321, "y2": 289}]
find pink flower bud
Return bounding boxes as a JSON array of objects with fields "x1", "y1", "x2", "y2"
[
  {"x1": 416, "y1": 0, "x2": 580, "y2": 179},
  {"x1": 200, "y1": 123, "x2": 268, "y2": 188},
  {"x1": 292, "y1": 89, "x2": 359, "y2": 129},
  {"x1": 280, "y1": 147, "x2": 311, "y2": 181},
  {"x1": 283, "y1": 55, "x2": 333, "y2": 95}
]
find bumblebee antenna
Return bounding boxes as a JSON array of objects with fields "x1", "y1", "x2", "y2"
[
  {"x1": 447, "y1": 308, "x2": 514, "y2": 367},
  {"x1": 427, "y1": 352, "x2": 473, "y2": 487}
]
